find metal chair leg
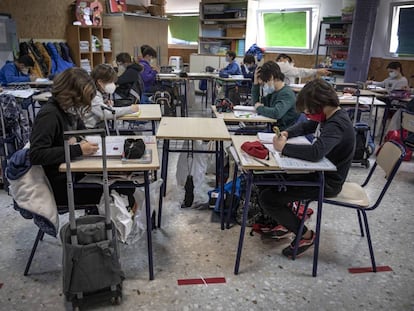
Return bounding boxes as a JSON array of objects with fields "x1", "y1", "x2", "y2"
[
  {"x1": 24, "y1": 229, "x2": 44, "y2": 276},
  {"x1": 361, "y1": 211, "x2": 377, "y2": 272},
  {"x1": 356, "y1": 210, "x2": 365, "y2": 237}
]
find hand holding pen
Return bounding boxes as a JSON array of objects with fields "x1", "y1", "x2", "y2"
[{"x1": 272, "y1": 126, "x2": 287, "y2": 152}]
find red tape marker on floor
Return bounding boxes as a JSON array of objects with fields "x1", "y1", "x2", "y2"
[
  {"x1": 348, "y1": 266, "x2": 393, "y2": 274},
  {"x1": 177, "y1": 277, "x2": 226, "y2": 286}
]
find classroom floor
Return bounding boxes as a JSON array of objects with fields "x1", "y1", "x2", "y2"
[{"x1": 1, "y1": 95, "x2": 414, "y2": 311}]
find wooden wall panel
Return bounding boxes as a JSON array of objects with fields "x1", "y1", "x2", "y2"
[{"x1": 0, "y1": 0, "x2": 106, "y2": 40}]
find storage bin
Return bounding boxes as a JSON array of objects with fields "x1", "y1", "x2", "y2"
[
  {"x1": 226, "y1": 28, "x2": 245, "y2": 37},
  {"x1": 204, "y1": 4, "x2": 226, "y2": 14},
  {"x1": 331, "y1": 60, "x2": 347, "y2": 69}
]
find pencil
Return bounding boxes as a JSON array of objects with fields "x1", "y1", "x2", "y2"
[{"x1": 253, "y1": 157, "x2": 270, "y2": 167}]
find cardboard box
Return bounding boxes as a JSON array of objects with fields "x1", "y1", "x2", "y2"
[
  {"x1": 148, "y1": 5, "x2": 165, "y2": 17},
  {"x1": 151, "y1": 0, "x2": 166, "y2": 5},
  {"x1": 226, "y1": 28, "x2": 245, "y2": 38}
]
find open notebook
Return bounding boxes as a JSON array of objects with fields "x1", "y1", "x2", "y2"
[{"x1": 84, "y1": 136, "x2": 154, "y2": 157}]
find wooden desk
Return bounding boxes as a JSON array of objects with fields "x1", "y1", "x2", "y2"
[
  {"x1": 119, "y1": 104, "x2": 162, "y2": 134},
  {"x1": 211, "y1": 105, "x2": 276, "y2": 133},
  {"x1": 59, "y1": 137, "x2": 160, "y2": 280},
  {"x1": 230, "y1": 135, "x2": 328, "y2": 277},
  {"x1": 156, "y1": 117, "x2": 231, "y2": 229}
]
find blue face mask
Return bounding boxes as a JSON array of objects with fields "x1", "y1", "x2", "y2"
[{"x1": 262, "y1": 82, "x2": 275, "y2": 96}]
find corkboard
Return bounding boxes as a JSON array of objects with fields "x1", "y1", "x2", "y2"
[{"x1": 0, "y1": 0, "x2": 106, "y2": 40}]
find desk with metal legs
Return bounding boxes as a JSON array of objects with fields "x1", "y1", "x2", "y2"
[
  {"x1": 156, "y1": 117, "x2": 231, "y2": 230},
  {"x1": 230, "y1": 135, "x2": 334, "y2": 277}
]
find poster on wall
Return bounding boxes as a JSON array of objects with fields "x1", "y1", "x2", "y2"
[
  {"x1": 108, "y1": 0, "x2": 127, "y2": 13},
  {"x1": 75, "y1": 0, "x2": 103, "y2": 26}
]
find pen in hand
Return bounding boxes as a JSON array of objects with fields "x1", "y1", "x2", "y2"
[{"x1": 273, "y1": 126, "x2": 280, "y2": 137}]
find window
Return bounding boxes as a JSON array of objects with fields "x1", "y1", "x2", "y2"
[
  {"x1": 168, "y1": 14, "x2": 198, "y2": 46},
  {"x1": 256, "y1": 7, "x2": 319, "y2": 52},
  {"x1": 388, "y1": 2, "x2": 414, "y2": 56}
]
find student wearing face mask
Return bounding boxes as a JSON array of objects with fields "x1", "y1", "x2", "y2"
[
  {"x1": 0, "y1": 55, "x2": 38, "y2": 86},
  {"x1": 114, "y1": 52, "x2": 144, "y2": 101},
  {"x1": 83, "y1": 64, "x2": 139, "y2": 129},
  {"x1": 252, "y1": 61, "x2": 298, "y2": 130},
  {"x1": 240, "y1": 54, "x2": 256, "y2": 80},
  {"x1": 259, "y1": 78, "x2": 355, "y2": 258},
  {"x1": 366, "y1": 61, "x2": 408, "y2": 91},
  {"x1": 220, "y1": 51, "x2": 241, "y2": 76},
  {"x1": 276, "y1": 53, "x2": 330, "y2": 85},
  {"x1": 138, "y1": 45, "x2": 159, "y2": 94}
]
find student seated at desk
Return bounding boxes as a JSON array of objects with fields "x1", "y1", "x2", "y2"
[
  {"x1": 30, "y1": 67, "x2": 102, "y2": 207},
  {"x1": 259, "y1": 78, "x2": 355, "y2": 258},
  {"x1": 83, "y1": 64, "x2": 139, "y2": 129},
  {"x1": 139, "y1": 45, "x2": 160, "y2": 102},
  {"x1": 276, "y1": 53, "x2": 330, "y2": 86},
  {"x1": 0, "y1": 55, "x2": 39, "y2": 86},
  {"x1": 114, "y1": 52, "x2": 144, "y2": 102},
  {"x1": 240, "y1": 54, "x2": 256, "y2": 80},
  {"x1": 252, "y1": 61, "x2": 298, "y2": 130},
  {"x1": 220, "y1": 51, "x2": 242, "y2": 77},
  {"x1": 366, "y1": 61, "x2": 408, "y2": 92}
]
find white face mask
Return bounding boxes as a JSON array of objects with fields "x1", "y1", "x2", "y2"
[
  {"x1": 117, "y1": 65, "x2": 126, "y2": 76},
  {"x1": 388, "y1": 71, "x2": 398, "y2": 79},
  {"x1": 21, "y1": 68, "x2": 29, "y2": 75},
  {"x1": 104, "y1": 82, "x2": 116, "y2": 94},
  {"x1": 262, "y1": 82, "x2": 275, "y2": 96}
]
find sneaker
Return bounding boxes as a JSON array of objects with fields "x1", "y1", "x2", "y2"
[
  {"x1": 282, "y1": 230, "x2": 315, "y2": 258},
  {"x1": 271, "y1": 225, "x2": 291, "y2": 239}
]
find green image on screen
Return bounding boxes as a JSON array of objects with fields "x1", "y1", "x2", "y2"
[{"x1": 263, "y1": 12, "x2": 307, "y2": 48}]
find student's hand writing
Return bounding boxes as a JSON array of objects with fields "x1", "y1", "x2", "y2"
[
  {"x1": 317, "y1": 68, "x2": 331, "y2": 76},
  {"x1": 68, "y1": 137, "x2": 77, "y2": 145},
  {"x1": 130, "y1": 104, "x2": 139, "y2": 112},
  {"x1": 254, "y1": 102, "x2": 263, "y2": 109},
  {"x1": 29, "y1": 74, "x2": 38, "y2": 82},
  {"x1": 280, "y1": 131, "x2": 289, "y2": 139},
  {"x1": 80, "y1": 141, "x2": 99, "y2": 156},
  {"x1": 273, "y1": 134, "x2": 287, "y2": 152},
  {"x1": 107, "y1": 99, "x2": 114, "y2": 107}
]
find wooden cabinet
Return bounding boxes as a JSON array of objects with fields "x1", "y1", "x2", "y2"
[
  {"x1": 199, "y1": 0, "x2": 247, "y2": 56},
  {"x1": 103, "y1": 13, "x2": 168, "y2": 66},
  {"x1": 66, "y1": 26, "x2": 113, "y2": 72},
  {"x1": 314, "y1": 20, "x2": 353, "y2": 76}
]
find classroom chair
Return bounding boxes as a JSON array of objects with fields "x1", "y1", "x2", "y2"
[
  {"x1": 199, "y1": 79, "x2": 208, "y2": 108},
  {"x1": 293, "y1": 140, "x2": 406, "y2": 274},
  {"x1": 400, "y1": 109, "x2": 414, "y2": 152}
]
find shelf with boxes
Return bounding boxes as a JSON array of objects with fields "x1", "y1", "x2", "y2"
[
  {"x1": 199, "y1": 0, "x2": 247, "y2": 56},
  {"x1": 66, "y1": 25, "x2": 112, "y2": 73},
  {"x1": 315, "y1": 18, "x2": 353, "y2": 74}
]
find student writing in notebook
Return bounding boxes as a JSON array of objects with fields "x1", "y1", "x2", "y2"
[
  {"x1": 83, "y1": 64, "x2": 139, "y2": 129},
  {"x1": 30, "y1": 68, "x2": 102, "y2": 207},
  {"x1": 252, "y1": 61, "x2": 298, "y2": 129},
  {"x1": 258, "y1": 78, "x2": 355, "y2": 258}
]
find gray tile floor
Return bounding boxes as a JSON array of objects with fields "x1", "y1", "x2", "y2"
[{"x1": 1, "y1": 95, "x2": 414, "y2": 310}]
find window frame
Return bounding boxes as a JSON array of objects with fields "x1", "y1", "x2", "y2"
[
  {"x1": 387, "y1": 1, "x2": 414, "y2": 58},
  {"x1": 255, "y1": 7, "x2": 319, "y2": 53},
  {"x1": 167, "y1": 13, "x2": 199, "y2": 48}
]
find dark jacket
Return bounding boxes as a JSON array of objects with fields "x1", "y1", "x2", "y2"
[
  {"x1": 29, "y1": 98, "x2": 84, "y2": 201},
  {"x1": 283, "y1": 109, "x2": 355, "y2": 196},
  {"x1": 115, "y1": 63, "x2": 144, "y2": 99}
]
